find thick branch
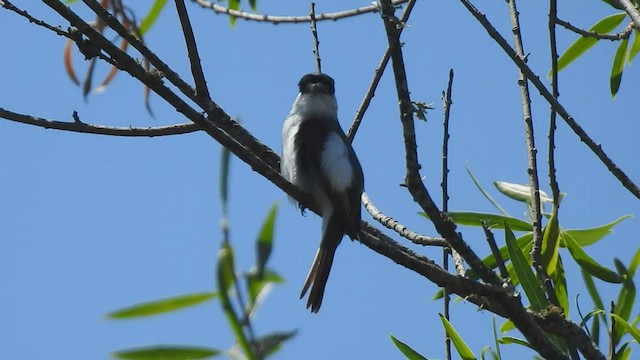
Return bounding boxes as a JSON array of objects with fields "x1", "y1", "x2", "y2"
[{"x1": 616, "y1": 0, "x2": 640, "y2": 30}]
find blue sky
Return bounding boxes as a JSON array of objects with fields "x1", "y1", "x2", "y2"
[{"x1": 1, "y1": 1, "x2": 639, "y2": 359}]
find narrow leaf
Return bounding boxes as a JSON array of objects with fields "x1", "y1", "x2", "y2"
[
  {"x1": 562, "y1": 215, "x2": 632, "y2": 247},
  {"x1": 482, "y1": 232, "x2": 532, "y2": 271},
  {"x1": 217, "y1": 242, "x2": 254, "y2": 360},
  {"x1": 629, "y1": 30, "x2": 640, "y2": 63},
  {"x1": 551, "y1": 256, "x2": 569, "y2": 316},
  {"x1": 581, "y1": 269, "x2": 605, "y2": 310},
  {"x1": 492, "y1": 317, "x2": 502, "y2": 360},
  {"x1": 139, "y1": 0, "x2": 169, "y2": 35},
  {"x1": 505, "y1": 224, "x2": 548, "y2": 310},
  {"x1": 389, "y1": 334, "x2": 429, "y2": 360},
  {"x1": 614, "y1": 264, "x2": 636, "y2": 345},
  {"x1": 610, "y1": 37, "x2": 629, "y2": 97},
  {"x1": 465, "y1": 165, "x2": 508, "y2": 215},
  {"x1": 498, "y1": 337, "x2": 533, "y2": 349},
  {"x1": 256, "y1": 203, "x2": 278, "y2": 278},
  {"x1": 564, "y1": 233, "x2": 624, "y2": 283},
  {"x1": 626, "y1": 247, "x2": 640, "y2": 279},
  {"x1": 444, "y1": 212, "x2": 532, "y2": 232},
  {"x1": 220, "y1": 146, "x2": 231, "y2": 216},
  {"x1": 494, "y1": 181, "x2": 552, "y2": 204},
  {"x1": 113, "y1": 345, "x2": 220, "y2": 359},
  {"x1": 107, "y1": 292, "x2": 216, "y2": 319},
  {"x1": 254, "y1": 330, "x2": 298, "y2": 358},
  {"x1": 439, "y1": 314, "x2": 477, "y2": 360},
  {"x1": 500, "y1": 319, "x2": 516, "y2": 334},
  {"x1": 556, "y1": 13, "x2": 627, "y2": 72},
  {"x1": 541, "y1": 204, "x2": 560, "y2": 275},
  {"x1": 611, "y1": 314, "x2": 640, "y2": 343}
]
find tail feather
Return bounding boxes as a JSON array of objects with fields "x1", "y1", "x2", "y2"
[{"x1": 300, "y1": 214, "x2": 343, "y2": 313}]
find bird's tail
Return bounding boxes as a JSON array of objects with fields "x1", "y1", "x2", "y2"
[{"x1": 300, "y1": 214, "x2": 343, "y2": 313}]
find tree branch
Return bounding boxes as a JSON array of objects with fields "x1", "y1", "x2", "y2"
[
  {"x1": 191, "y1": 0, "x2": 409, "y2": 24},
  {"x1": 458, "y1": 0, "x2": 640, "y2": 199},
  {"x1": 0, "y1": 107, "x2": 201, "y2": 137},
  {"x1": 616, "y1": 0, "x2": 640, "y2": 30},
  {"x1": 555, "y1": 18, "x2": 633, "y2": 41}
]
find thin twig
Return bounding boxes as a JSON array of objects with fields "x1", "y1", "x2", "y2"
[
  {"x1": 347, "y1": 0, "x2": 417, "y2": 142},
  {"x1": 0, "y1": 107, "x2": 201, "y2": 137},
  {"x1": 191, "y1": 0, "x2": 409, "y2": 24},
  {"x1": 555, "y1": 18, "x2": 633, "y2": 41},
  {"x1": 309, "y1": 3, "x2": 321, "y2": 73},
  {"x1": 361, "y1": 193, "x2": 448, "y2": 247},
  {"x1": 174, "y1": 0, "x2": 212, "y2": 102},
  {"x1": 1, "y1": 0, "x2": 71, "y2": 37},
  {"x1": 548, "y1": 0, "x2": 561, "y2": 215},
  {"x1": 458, "y1": 0, "x2": 640, "y2": 199},
  {"x1": 481, "y1": 222, "x2": 509, "y2": 280},
  {"x1": 441, "y1": 68, "x2": 454, "y2": 360}
]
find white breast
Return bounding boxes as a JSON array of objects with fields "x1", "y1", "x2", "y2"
[{"x1": 321, "y1": 132, "x2": 353, "y2": 192}]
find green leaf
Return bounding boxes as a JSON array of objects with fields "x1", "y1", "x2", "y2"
[
  {"x1": 614, "y1": 262, "x2": 636, "y2": 345},
  {"x1": 626, "y1": 247, "x2": 640, "y2": 279},
  {"x1": 581, "y1": 269, "x2": 605, "y2": 310},
  {"x1": 389, "y1": 334, "x2": 429, "y2": 360},
  {"x1": 491, "y1": 317, "x2": 502, "y2": 360},
  {"x1": 245, "y1": 268, "x2": 284, "y2": 316},
  {"x1": 611, "y1": 314, "x2": 640, "y2": 343},
  {"x1": 444, "y1": 212, "x2": 533, "y2": 232},
  {"x1": 465, "y1": 165, "x2": 508, "y2": 215},
  {"x1": 562, "y1": 215, "x2": 632, "y2": 247},
  {"x1": 228, "y1": 0, "x2": 240, "y2": 26},
  {"x1": 541, "y1": 204, "x2": 560, "y2": 275},
  {"x1": 551, "y1": 256, "x2": 569, "y2": 316},
  {"x1": 556, "y1": 13, "x2": 627, "y2": 72},
  {"x1": 579, "y1": 309, "x2": 606, "y2": 328},
  {"x1": 139, "y1": 0, "x2": 168, "y2": 35},
  {"x1": 248, "y1": 0, "x2": 258, "y2": 12},
  {"x1": 217, "y1": 242, "x2": 254, "y2": 360},
  {"x1": 253, "y1": 330, "x2": 298, "y2": 358},
  {"x1": 482, "y1": 232, "x2": 532, "y2": 272},
  {"x1": 611, "y1": 37, "x2": 629, "y2": 97},
  {"x1": 439, "y1": 314, "x2": 477, "y2": 360},
  {"x1": 500, "y1": 319, "x2": 516, "y2": 334},
  {"x1": 564, "y1": 233, "x2": 624, "y2": 283},
  {"x1": 601, "y1": 0, "x2": 624, "y2": 10},
  {"x1": 107, "y1": 292, "x2": 216, "y2": 319},
  {"x1": 498, "y1": 337, "x2": 533, "y2": 349},
  {"x1": 505, "y1": 224, "x2": 548, "y2": 310},
  {"x1": 629, "y1": 30, "x2": 640, "y2": 63},
  {"x1": 220, "y1": 146, "x2": 231, "y2": 216},
  {"x1": 113, "y1": 345, "x2": 220, "y2": 359},
  {"x1": 256, "y1": 203, "x2": 278, "y2": 278},
  {"x1": 493, "y1": 181, "x2": 552, "y2": 204}
]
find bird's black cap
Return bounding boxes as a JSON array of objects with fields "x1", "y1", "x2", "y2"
[{"x1": 298, "y1": 73, "x2": 335, "y2": 95}]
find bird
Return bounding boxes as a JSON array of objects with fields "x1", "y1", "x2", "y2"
[{"x1": 280, "y1": 73, "x2": 364, "y2": 313}]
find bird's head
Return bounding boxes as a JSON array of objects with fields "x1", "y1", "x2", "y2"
[{"x1": 298, "y1": 73, "x2": 335, "y2": 96}]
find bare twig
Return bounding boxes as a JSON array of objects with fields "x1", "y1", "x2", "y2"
[
  {"x1": 309, "y1": 3, "x2": 321, "y2": 73},
  {"x1": 191, "y1": 0, "x2": 409, "y2": 24},
  {"x1": 1, "y1": 0, "x2": 71, "y2": 37},
  {"x1": 0, "y1": 107, "x2": 201, "y2": 137},
  {"x1": 347, "y1": 0, "x2": 417, "y2": 141},
  {"x1": 555, "y1": 18, "x2": 633, "y2": 41},
  {"x1": 481, "y1": 222, "x2": 509, "y2": 280},
  {"x1": 441, "y1": 68, "x2": 454, "y2": 360},
  {"x1": 458, "y1": 0, "x2": 640, "y2": 199},
  {"x1": 361, "y1": 193, "x2": 448, "y2": 247},
  {"x1": 174, "y1": 0, "x2": 212, "y2": 102},
  {"x1": 548, "y1": 0, "x2": 561, "y2": 213}
]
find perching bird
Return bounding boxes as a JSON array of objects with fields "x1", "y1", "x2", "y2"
[{"x1": 281, "y1": 73, "x2": 364, "y2": 313}]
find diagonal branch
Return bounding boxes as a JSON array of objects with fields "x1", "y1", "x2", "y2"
[
  {"x1": 616, "y1": 0, "x2": 640, "y2": 30},
  {"x1": 459, "y1": 0, "x2": 640, "y2": 199},
  {"x1": 174, "y1": 0, "x2": 211, "y2": 102}
]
